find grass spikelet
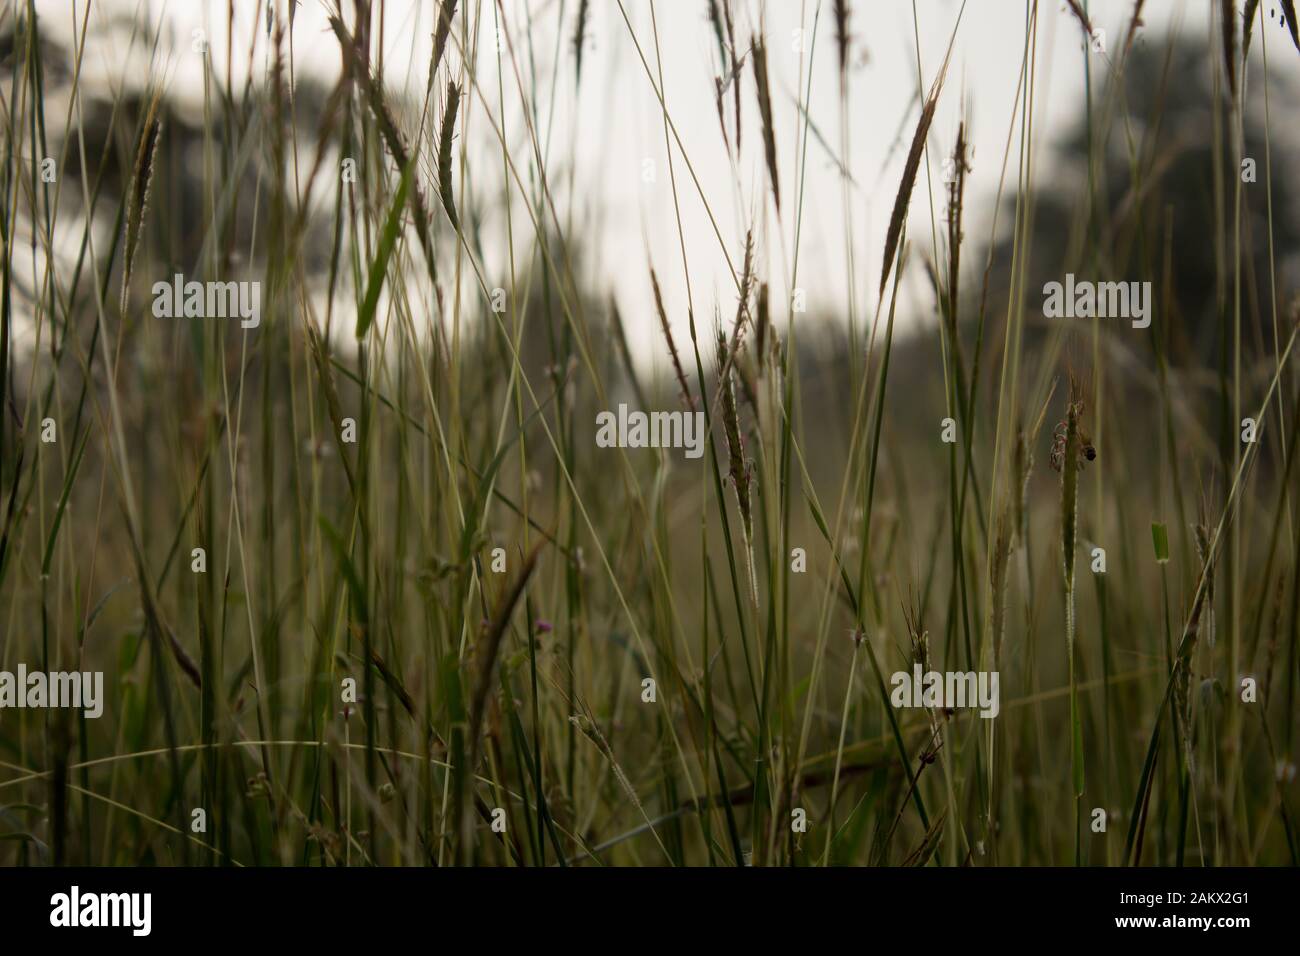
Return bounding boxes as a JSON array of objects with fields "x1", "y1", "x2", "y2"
[
  {"x1": 1222, "y1": 0, "x2": 1238, "y2": 100},
  {"x1": 1243, "y1": 0, "x2": 1260, "y2": 57},
  {"x1": 1124, "y1": 0, "x2": 1148, "y2": 59},
  {"x1": 1060, "y1": 393, "x2": 1081, "y2": 607},
  {"x1": 573, "y1": 0, "x2": 590, "y2": 85},
  {"x1": 714, "y1": 230, "x2": 755, "y2": 395},
  {"x1": 1014, "y1": 429, "x2": 1033, "y2": 547},
  {"x1": 707, "y1": 0, "x2": 727, "y2": 66},
  {"x1": 732, "y1": 229, "x2": 755, "y2": 346},
  {"x1": 1064, "y1": 0, "x2": 1093, "y2": 39},
  {"x1": 751, "y1": 36, "x2": 779, "y2": 212},
  {"x1": 834, "y1": 0, "x2": 850, "y2": 78},
  {"x1": 989, "y1": 512, "x2": 1013, "y2": 665},
  {"x1": 467, "y1": 542, "x2": 542, "y2": 774},
  {"x1": 716, "y1": 329, "x2": 753, "y2": 546},
  {"x1": 1193, "y1": 519, "x2": 1215, "y2": 648},
  {"x1": 330, "y1": 15, "x2": 440, "y2": 283},
  {"x1": 460, "y1": 541, "x2": 542, "y2": 853},
  {"x1": 713, "y1": 48, "x2": 748, "y2": 159},
  {"x1": 725, "y1": 1, "x2": 741, "y2": 151},
  {"x1": 121, "y1": 91, "x2": 164, "y2": 310},
  {"x1": 438, "y1": 80, "x2": 462, "y2": 232},
  {"x1": 432, "y1": 0, "x2": 458, "y2": 85},
  {"x1": 1284, "y1": 0, "x2": 1300, "y2": 52},
  {"x1": 714, "y1": 76, "x2": 732, "y2": 155},
  {"x1": 945, "y1": 122, "x2": 967, "y2": 331},
  {"x1": 1059, "y1": 380, "x2": 1085, "y2": 852},
  {"x1": 880, "y1": 60, "x2": 947, "y2": 297},
  {"x1": 650, "y1": 269, "x2": 694, "y2": 409},
  {"x1": 706, "y1": 2, "x2": 733, "y2": 153},
  {"x1": 755, "y1": 281, "x2": 770, "y2": 372}
]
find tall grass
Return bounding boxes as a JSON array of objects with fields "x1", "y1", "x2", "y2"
[{"x1": 0, "y1": 0, "x2": 1297, "y2": 867}]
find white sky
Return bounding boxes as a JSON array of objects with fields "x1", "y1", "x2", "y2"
[{"x1": 24, "y1": 1, "x2": 1300, "y2": 369}]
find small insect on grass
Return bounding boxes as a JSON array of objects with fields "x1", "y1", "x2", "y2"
[{"x1": 1050, "y1": 400, "x2": 1097, "y2": 473}]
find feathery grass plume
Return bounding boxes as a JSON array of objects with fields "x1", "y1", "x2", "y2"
[
  {"x1": 834, "y1": 0, "x2": 850, "y2": 78},
  {"x1": 751, "y1": 36, "x2": 780, "y2": 212},
  {"x1": 438, "y1": 79, "x2": 462, "y2": 231},
  {"x1": 573, "y1": 0, "x2": 590, "y2": 85},
  {"x1": 431, "y1": 0, "x2": 458, "y2": 86},
  {"x1": 880, "y1": 57, "x2": 947, "y2": 297},
  {"x1": 1283, "y1": 0, "x2": 1300, "y2": 52},
  {"x1": 1222, "y1": 0, "x2": 1238, "y2": 100},
  {"x1": 1063, "y1": 0, "x2": 1093, "y2": 39},
  {"x1": 650, "y1": 269, "x2": 694, "y2": 409},
  {"x1": 716, "y1": 329, "x2": 752, "y2": 544}
]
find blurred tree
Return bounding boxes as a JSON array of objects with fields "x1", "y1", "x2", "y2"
[{"x1": 980, "y1": 36, "x2": 1300, "y2": 366}]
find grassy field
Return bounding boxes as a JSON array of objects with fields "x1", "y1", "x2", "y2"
[{"x1": 1, "y1": 0, "x2": 1298, "y2": 867}]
